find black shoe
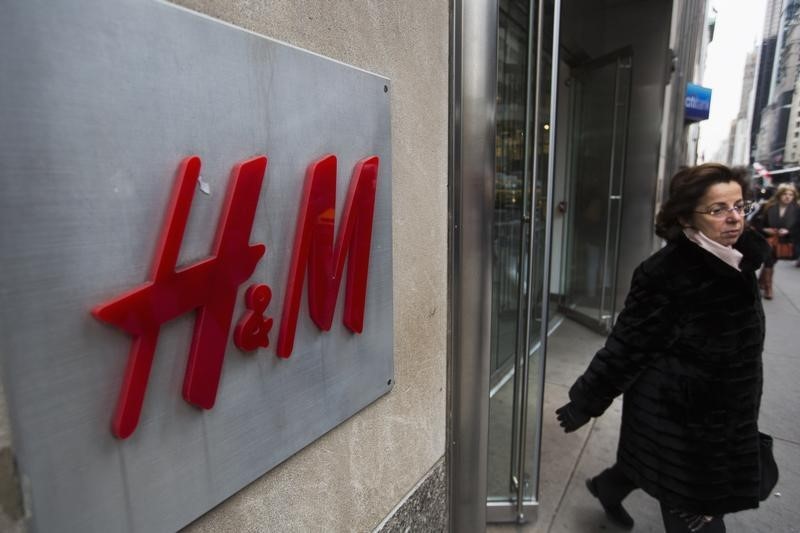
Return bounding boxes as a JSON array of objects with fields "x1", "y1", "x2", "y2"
[{"x1": 586, "y1": 477, "x2": 634, "y2": 530}]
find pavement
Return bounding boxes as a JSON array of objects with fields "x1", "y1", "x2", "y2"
[{"x1": 489, "y1": 259, "x2": 800, "y2": 533}]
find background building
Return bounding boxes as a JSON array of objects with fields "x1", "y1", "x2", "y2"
[
  {"x1": 751, "y1": 0, "x2": 784, "y2": 163},
  {"x1": 756, "y1": 0, "x2": 800, "y2": 168},
  {"x1": 729, "y1": 49, "x2": 758, "y2": 165}
]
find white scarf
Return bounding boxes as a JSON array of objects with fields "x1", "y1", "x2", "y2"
[{"x1": 683, "y1": 228, "x2": 743, "y2": 272}]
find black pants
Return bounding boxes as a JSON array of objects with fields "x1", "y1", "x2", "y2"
[{"x1": 594, "y1": 464, "x2": 726, "y2": 533}]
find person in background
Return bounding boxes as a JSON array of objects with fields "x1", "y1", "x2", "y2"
[
  {"x1": 752, "y1": 182, "x2": 800, "y2": 298},
  {"x1": 556, "y1": 163, "x2": 771, "y2": 532},
  {"x1": 744, "y1": 183, "x2": 772, "y2": 224}
]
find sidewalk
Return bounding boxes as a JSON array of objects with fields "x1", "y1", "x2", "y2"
[{"x1": 490, "y1": 259, "x2": 800, "y2": 533}]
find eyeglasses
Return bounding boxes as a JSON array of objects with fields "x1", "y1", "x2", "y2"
[{"x1": 694, "y1": 202, "x2": 755, "y2": 218}]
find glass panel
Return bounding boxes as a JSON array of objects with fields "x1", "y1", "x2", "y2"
[
  {"x1": 563, "y1": 53, "x2": 631, "y2": 330},
  {"x1": 488, "y1": 0, "x2": 530, "y2": 503},
  {"x1": 490, "y1": 0, "x2": 530, "y2": 379},
  {"x1": 487, "y1": 0, "x2": 556, "y2": 514},
  {"x1": 527, "y1": 13, "x2": 554, "y2": 360},
  {"x1": 523, "y1": 0, "x2": 554, "y2": 502}
]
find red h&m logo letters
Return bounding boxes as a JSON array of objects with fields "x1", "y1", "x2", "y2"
[
  {"x1": 277, "y1": 155, "x2": 379, "y2": 357},
  {"x1": 92, "y1": 154, "x2": 380, "y2": 439}
]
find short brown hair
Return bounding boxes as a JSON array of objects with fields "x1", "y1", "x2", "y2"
[{"x1": 655, "y1": 163, "x2": 750, "y2": 241}]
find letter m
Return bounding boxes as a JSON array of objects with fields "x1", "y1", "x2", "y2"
[{"x1": 276, "y1": 154, "x2": 380, "y2": 357}]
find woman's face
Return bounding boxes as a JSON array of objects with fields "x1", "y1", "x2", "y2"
[
  {"x1": 779, "y1": 189, "x2": 796, "y2": 205},
  {"x1": 689, "y1": 181, "x2": 744, "y2": 247}
]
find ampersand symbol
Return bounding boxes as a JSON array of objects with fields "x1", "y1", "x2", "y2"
[{"x1": 234, "y1": 284, "x2": 273, "y2": 352}]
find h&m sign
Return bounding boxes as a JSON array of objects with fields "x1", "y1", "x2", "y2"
[{"x1": 93, "y1": 154, "x2": 381, "y2": 439}]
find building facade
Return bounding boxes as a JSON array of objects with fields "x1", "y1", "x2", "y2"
[
  {"x1": 752, "y1": 0, "x2": 784, "y2": 162},
  {"x1": 730, "y1": 49, "x2": 758, "y2": 166},
  {"x1": 756, "y1": 0, "x2": 800, "y2": 167},
  {"x1": 785, "y1": 78, "x2": 800, "y2": 165}
]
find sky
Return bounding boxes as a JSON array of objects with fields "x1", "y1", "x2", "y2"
[{"x1": 697, "y1": 0, "x2": 768, "y2": 161}]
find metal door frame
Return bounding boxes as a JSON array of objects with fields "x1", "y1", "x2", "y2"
[
  {"x1": 448, "y1": 0, "x2": 498, "y2": 529},
  {"x1": 560, "y1": 47, "x2": 633, "y2": 333},
  {"x1": 449, "y1": 0, "x2": 562, "y2": 528}
]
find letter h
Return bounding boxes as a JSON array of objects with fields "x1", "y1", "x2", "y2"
[{"x1": 92, "y1": 156, "x2": 267, "y2": 438}]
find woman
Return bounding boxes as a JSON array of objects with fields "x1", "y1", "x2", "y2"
[
  {"x1": 556, "y1": 163, "x2": 771, "y2": 532},
  {"x1": 753, "y1": 182, "x2": 800, "y2": 299}
]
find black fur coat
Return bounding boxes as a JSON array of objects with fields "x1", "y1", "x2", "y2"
[{"x1": 569, "y1": 229, "x2": 771, "y2": 515}]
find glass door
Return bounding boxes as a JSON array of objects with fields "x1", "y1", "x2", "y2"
[
  {"x1": 490, "y1": 0, "x2": 529, "y2": 384},
  {"x1": 488, "y1": 0, "x2": 531, "y2": 514},
  {"x1": 487, "y1": 0, "x2": 556, "y2": 523},
  {"x1": 562, "y1": 50, "x2": 632, "y2": 332}
]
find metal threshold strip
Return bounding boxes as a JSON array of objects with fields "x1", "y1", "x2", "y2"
[{"x1": 486, "y1": 500, "x2": 539, "y2": 523}]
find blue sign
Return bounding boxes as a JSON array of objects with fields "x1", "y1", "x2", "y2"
[{"x1": 685, "y1": 83, "x2": 712, "y2": 122}]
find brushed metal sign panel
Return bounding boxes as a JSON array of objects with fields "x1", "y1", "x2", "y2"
[{"x1": 0, "y1": 1, "x2": 393, "y2": 532}]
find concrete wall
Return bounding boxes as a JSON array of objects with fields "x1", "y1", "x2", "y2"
[
  {"x1": 169, "y1": 2, "x2": 450, "y2": 531},
  {"x1": 0, "y1": 1, "x2": 449, "y2": 531}
]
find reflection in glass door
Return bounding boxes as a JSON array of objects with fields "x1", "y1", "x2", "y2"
[
  {"x1": 487, "y1": 0, "x2": 556, "y2": 523},
  {"x1": 490, "y1": 0, "x2": 529, "y2": 383},
  {"x1": 488, "y1": 0, "x2": 530, "y2": 514},
  {"x1": 562, "y1": 50, "x2": 632, "y2": 332}
]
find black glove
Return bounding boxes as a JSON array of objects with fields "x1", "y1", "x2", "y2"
[{"x1": 555, "y1": 402, "x2": 591, "y2": 433}]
